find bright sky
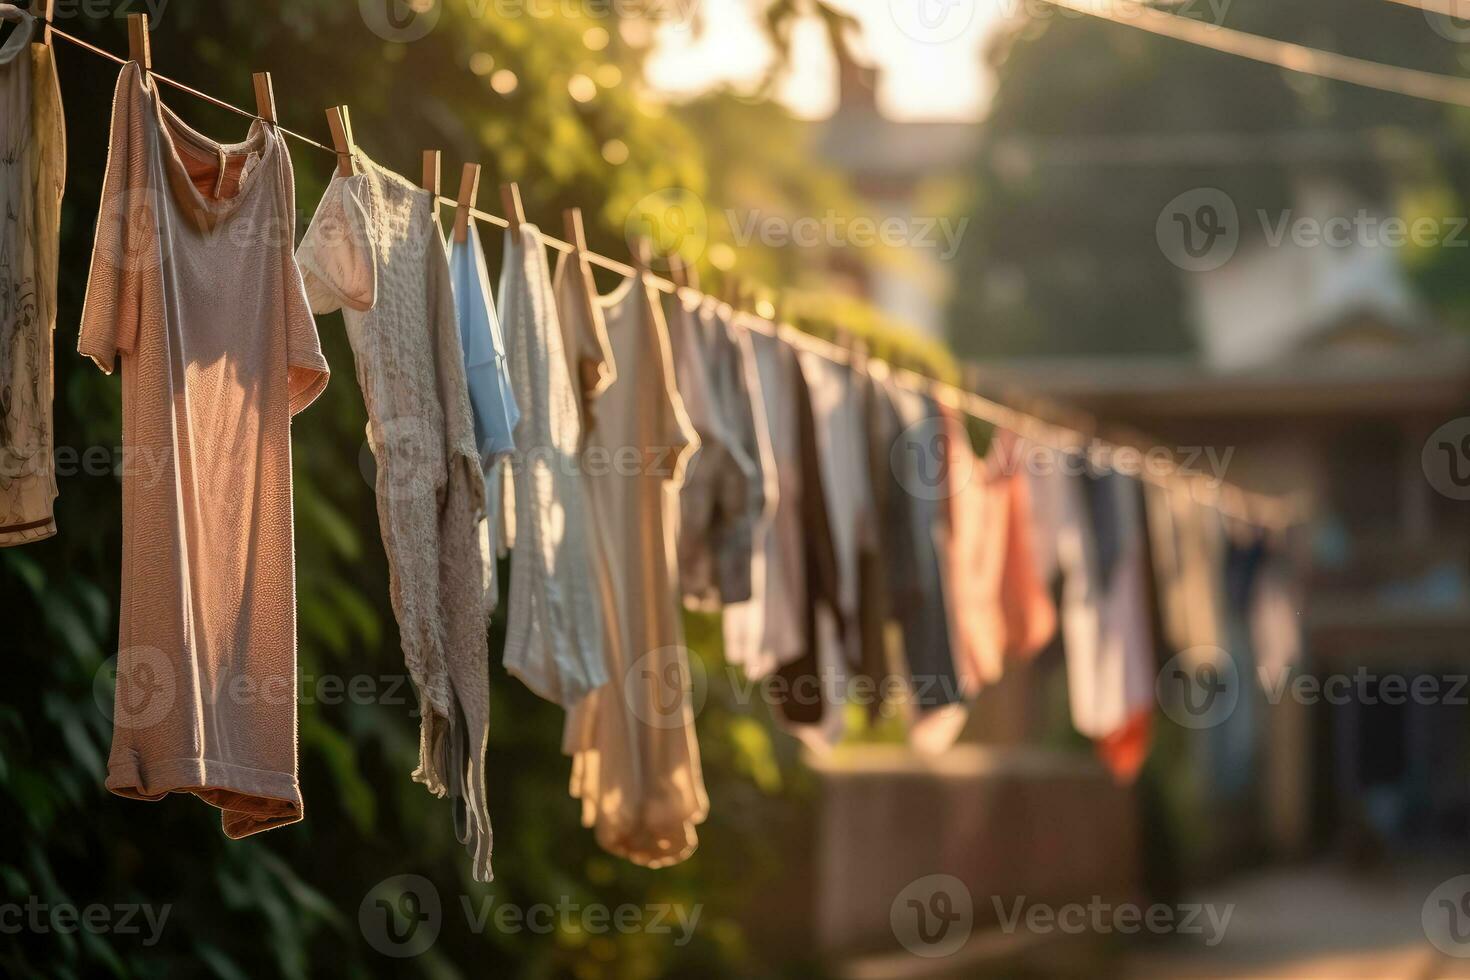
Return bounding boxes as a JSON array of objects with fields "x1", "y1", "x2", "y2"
[{"x1": 644, "y1": 0, "x2": 1005, "y2": 122}]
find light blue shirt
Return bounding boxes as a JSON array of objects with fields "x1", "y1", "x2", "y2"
[{"x1": 448, "y1": 221, "x2": 519, "y2": 469}]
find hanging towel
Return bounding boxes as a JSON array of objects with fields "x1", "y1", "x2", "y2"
[
  {"x1": 0, "y1": 5, "x2": 64, "y2": 545},
  {"x1": 81, "y1": 63, "x2": 328, "y2": 838},
  {"x1": 296, "y1": 148, "x2": 490, "y2": 879},
  {"x1": 560, "y1": 269, "x2": 707, "y2": 868},
  {"x1": 496, "y1": 224, "x2": 608, "y2": 708}
]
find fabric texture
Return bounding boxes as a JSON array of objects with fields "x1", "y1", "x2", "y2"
[
  {"x1": 944, "y1": 421, "x2": 1057, "y2": 694},
  {"x1": 871, "y1": 374, "x2": 964, "y2": 734},
  {"x1": 0, "y1": 9, "x2": 64, "y2": 545},
  {"x1": 666, "y1": 292, "x2": 767, "y2": 609},
  {"x1": 80, "y1": 63, "x2": 329, "y2": 837},
  {"x1": 496, "y1": 225, "x2": 608, "y2": 709},
  {"x1": 447, "y1": 219, "x2": 519, "y2": 470},
  {"x1": 560, "y1": 268, "x2": 707, "y2": 868},
  {"x1": 296, "y1": 149, "x2": 491, "y2": 879}
]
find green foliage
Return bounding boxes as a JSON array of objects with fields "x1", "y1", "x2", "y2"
[{"x1": 0, "y1": 2, "x2": 875, "y2": 975}]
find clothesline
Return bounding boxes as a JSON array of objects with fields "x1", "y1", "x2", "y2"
[
  {"x1": 1038, "y1": 0, "x2": 1470, "y2": 109},
  {"x1": 40, "y1": 14, "x2": 1304, "y2": 530}
]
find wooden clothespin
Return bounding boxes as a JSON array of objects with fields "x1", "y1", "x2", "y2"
[
  {"x1": 325, "y1": 106, "x2": 355, "y2": 177},
  {"x1": 684, "y1": 261, "x2": 700, "y2": 292},
  {"x1": 500, "y1": 182, "x2": 525, "y2": 243},
  {"x1": 421, "y1": 150, "x2": 441, "y2": 195},
  {"x1": 252, "y1": 72, "x2": 276, "y2": 126},
  {"x1": 455, "y1": 163, "x2": 482, "y2": 244},
  {"x1": 563, "y1": 207, "x2": 589, "y2": 252},
  {"x1": 127, "y1": 12, "x2": 150, "y2": 71},
  {"x1": 36, "y1": 0, "x2": 52, "y2": 45}
]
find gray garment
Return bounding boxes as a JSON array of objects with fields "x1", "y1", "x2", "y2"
[
  {"x1": 666, "y1": 293, "x2": 767, "y2": 608},
  {"x1": 872, "y1": 376, "x2": 963, "y2": 711},
  {"x1": 724, "y1": 327, "x2": 808, "y2": 675},
  {"x1": 297, "y1": 149, "x2": 490, "y2": 879},
  {"x1": 497, "y1": 224, "x2": 607, "y2": 708}
]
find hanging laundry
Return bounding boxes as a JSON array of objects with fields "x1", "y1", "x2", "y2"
[
  {"x1": 944, "y1": 420, "x2": 1057, "y2": 694},
  {"x1": 446, "y1": 216, "x2": 519, "y2": 484},
  {"x1": 296, "y1": 148, "x2": 491, "y2": 879},
  {"x1": 665, "y1": 292, "x2": 768, "y2": 610},
  {"x1": 560, "y1": 267, "x2": 707, "y2": 868},
  {"x1": 748, "y1": 329, "x2": 841, "y2": 730},
  {"x1": 1047, "y1": 457, "x2": 1156, "y2": 783},
  {"x1": 791, "y1": 347, "x2": 877, "y2": 748},
  {"x1": 714, "y1": 311, "x2": 780, "y2": 678},
  {"x1": 496, "y1": 224, "x2": 607, "y2": 708},
  {"x1": 0, "y1": 4, "x2": 64, "y2": 546},
  {"x1": 869, "y1": 372, "x2": 966, "y2": 752},
  {"x1": 79, "y1": 62, "x2": 329, "y2": 837},
  {"x1": 723, "y1": 327, "x2": 820, "y2": 682},
  {"x1": 1143, "y1": 479, "x2": 1226, "y2": 656}
]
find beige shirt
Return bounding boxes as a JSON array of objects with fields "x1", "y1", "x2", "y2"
[
  {"x1": 0, "y1": 11, "x2": 64, "y2": 545},
  {"x1": 79, "y1": 64, "x2": 329, "y2": 838},
  {"x1": 296, "y1": 150, "x2": 492, "y2": 879},
  {"x1": 560, "y1": 267, "x2": 707, "y2": 868}
]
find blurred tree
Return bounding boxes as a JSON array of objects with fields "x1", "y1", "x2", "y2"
[{"x1": 950, "y1": 0, "x2": 1470, "y2": 357}]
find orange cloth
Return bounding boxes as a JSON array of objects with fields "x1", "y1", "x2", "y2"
[
  {"x1": 943, "y1": 417, "x2": 1057, "y2": 695},
  {"x1": 1095, "y1": 708, "x2": 1152, "y2": 784}
]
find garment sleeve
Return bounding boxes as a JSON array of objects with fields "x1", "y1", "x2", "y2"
[
  {"x1": 295, "y1": 176, "x2": 376, "y2": 316},
  {"x1": 276, "y1": 136, "x2": 329, "y2": 416},
  {"x1": 77, "y1": 64, "x2": 156, "y2": 375}
]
